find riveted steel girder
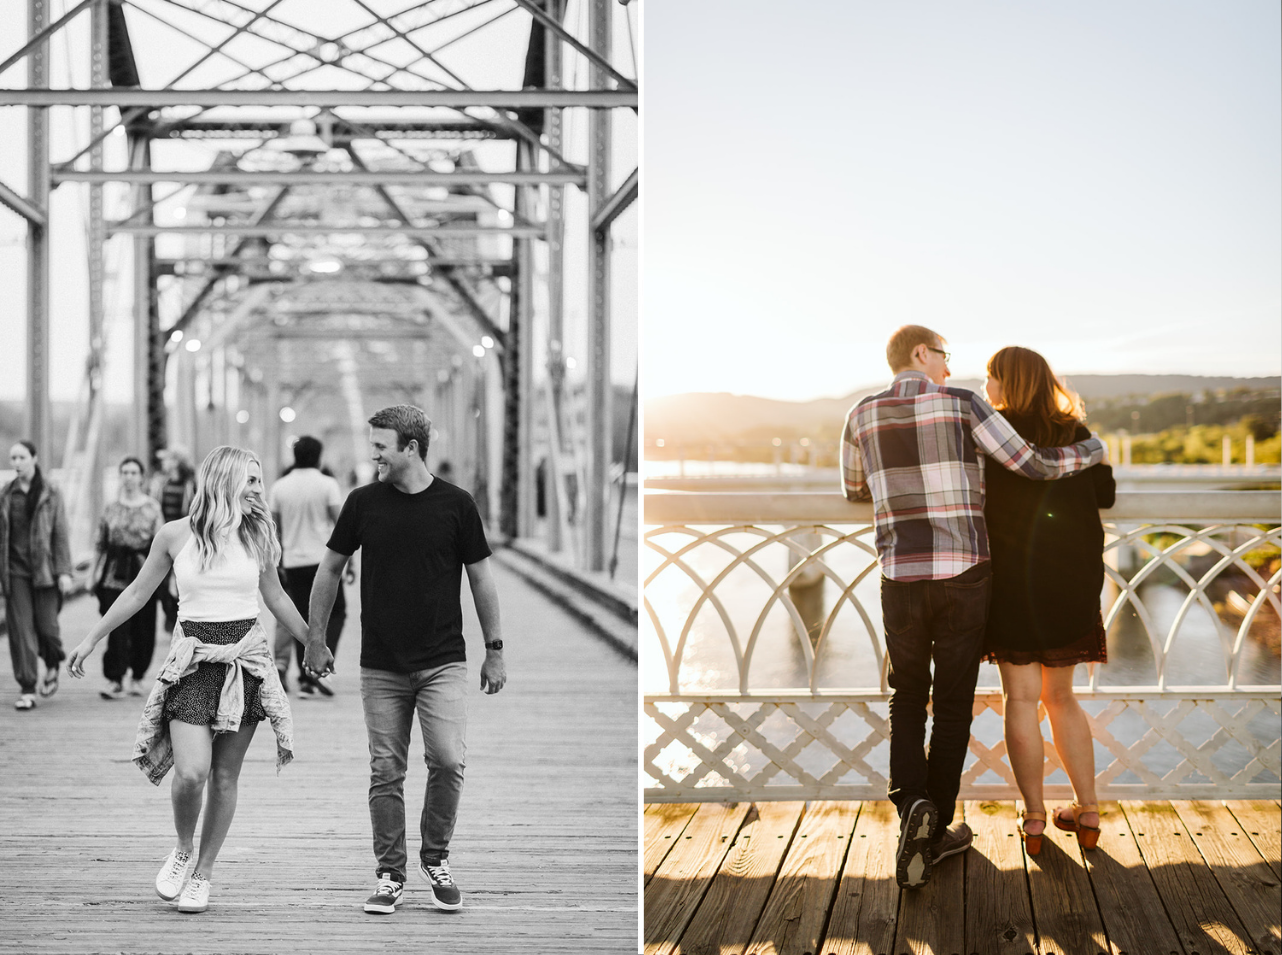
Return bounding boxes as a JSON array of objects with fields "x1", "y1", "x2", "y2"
[{"x1": 0, "y1": 88, "x2": 637, "y2": 108}]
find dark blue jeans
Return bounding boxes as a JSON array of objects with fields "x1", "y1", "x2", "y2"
[{"x1": 881, "y1": 561, "x2": 990, "y2": 832}]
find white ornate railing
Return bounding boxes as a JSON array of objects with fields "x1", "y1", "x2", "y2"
[{"x1": 643, "y1": 491, "x2": 1280, "y2": 801}]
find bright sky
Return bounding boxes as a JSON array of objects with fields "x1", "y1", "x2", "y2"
[{"x1": 643, "y1": 1, "x2": 1282, "y2": 402}]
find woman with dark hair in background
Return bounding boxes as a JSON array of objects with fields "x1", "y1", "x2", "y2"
[
  {"x1": 95, "y1": 456, "x2": 165, "y2": 700},
  {"x1": 982, "y1": 346, "x2": 1115, "y2": 855},
  {"x1": 0, "y1": 440, "x2": 73, "y2": 710}
]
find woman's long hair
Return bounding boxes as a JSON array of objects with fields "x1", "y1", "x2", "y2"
[
  {"x1": 986, "y1": 346, "x2": 1085, "y2": 447},
  {"x1": 15, "y1": 440, "x2": 44, "y2": 520},
  {"x1": 188, "y1": 446, "x2": 280, "y2": 571}
]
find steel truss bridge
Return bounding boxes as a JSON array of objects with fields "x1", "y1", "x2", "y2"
[{"x1": 0, "y1": 0, "x2": 637, "y2": 575}]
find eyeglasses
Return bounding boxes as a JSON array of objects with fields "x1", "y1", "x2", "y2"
[{"x1": 926, "y1": 346, "x2": 951, "y2": 363}]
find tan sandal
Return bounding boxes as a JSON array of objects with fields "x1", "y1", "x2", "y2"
[
  {"x1": 1019, "y1": 810, "x2": 1047, "y2": 855},
  {"x1": 1054, "y1": 802, "x2": 1100, "y2": 849}
]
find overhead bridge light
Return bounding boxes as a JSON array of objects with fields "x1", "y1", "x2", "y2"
[{"x1": 305, "y1": 257, "x2": 343, "y2": 274}]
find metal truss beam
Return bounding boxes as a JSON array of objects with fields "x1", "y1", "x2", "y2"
[
  {"x1": 267, "y1": 326, "x2": 432, "y2": 340},
  {"x1": 590, "y1": 166, "x2": 637, "y2": 233},
  {"x1": 109, "y1": 223, "x2": 545, "y2": 238},
  {"x1": 511, "y1": 0, "x2": 636, "y2": 92},
  {"x1": 0, "y1": 178, "x2": 46, "y2": 225},
  {"x1": 0, "y1": 89, "x2": 637, "y2": 108},
  {"x1": 158, "y1": 118, "x2": 506, "y2": 140},
  {"x1": 157, "y1": 256, "x2": 510, "y2": 270},
  {"x1": 0, "y1": 0, "x2": 98, "y2": 78},
  {"x1": 58, "y1": 170, "x2": 586, "y2": 187}
]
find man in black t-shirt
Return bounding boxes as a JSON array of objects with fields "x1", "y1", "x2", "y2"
[{"x1": 302, "y1": 405, "x2": 506, "y2": 915}]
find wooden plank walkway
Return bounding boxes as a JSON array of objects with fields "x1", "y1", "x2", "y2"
[
  {"x1": 645, "y1": 799, "x2": 1282, "y2": 955},
  {"x1": 0, "y1": 560, "x2": 637, "y2": 954}
]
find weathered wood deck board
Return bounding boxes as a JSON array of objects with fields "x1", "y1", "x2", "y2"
[
  {"x1": 824, "y1": 799, "x2": 899, "y2": 955},
  {"x1": 1171, "y1": 800, "x2": 1282, "y2": 954},
  {"x1": 1024, "y1": 818, "x2": 1114, "y2": 955},
  {"x1": 963, "y1": 800, "x2": 1038, "y2": 955},
  {"x1": 1227, "y1": 799, "x2": 1282, "y2": 879},
  {"x1": 1079, "y1": 802, "x2": 1184, "y2": 955},
  {"x1": 644, "y1": 802, "x2": 752, "y2": 954},
  {"x1": 646, "y1": 799, "x2": 1281, "y2": 955},
  {"x1": 743, "y1": 800, "x2": 859, "y2": 955},
  {"x1": 1121, "y1": 800, "x2": 1256, "y2": 955},
  {"x1": 671, "y1": 801, "x2": 804, "y2": 955},
  {"x1": 0, "y1": 563, "x2": 638, "y2": 954},
  {"x1": 644, "y1": 803, "x2": 700, "y2": 884}
]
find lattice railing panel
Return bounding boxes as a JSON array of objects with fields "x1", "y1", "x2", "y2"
[
  {"x1": 643, "y1": 495, "x2": 1280, "y2": 799},
  {"x1": 645, "y1": 694, "x2": 1282, "y2": 801}
]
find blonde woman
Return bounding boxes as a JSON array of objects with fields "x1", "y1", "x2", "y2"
[
  {"x1": 982, "y1": 347, "x2": 1115, "y2": 854},
  {"x1": 68, "y1": 447, "x2": 319, "y2": 913}
]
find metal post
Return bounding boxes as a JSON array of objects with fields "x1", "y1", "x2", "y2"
[
  {"x1": 264, "y1": 353, "x2": 281, "y2": 483},
  {"x1": 544, "y1": 0, "x2": 567, "y2": 553},
  {"x1": 85, "y1": 0, "x2": 107, "y2": 520},
  {"x1": 515, "y1": 141, "x2": 536, "y2": 540},
  {"x1": 584, "y1": 0, "x2": 612, "y2": 571},
  {"x1": 128, "y1": 132, "x2": 158, "y2": 458},
  {"x1": 26, "y1": 0, "x2": 51, "y2": 459}
]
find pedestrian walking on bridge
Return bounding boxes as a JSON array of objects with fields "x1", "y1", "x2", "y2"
[
  {"x1": 68, "y1": 446, "x2": 306, "y2": 914},
  {"x1": 1, "y1": 440, "x2": 72, "y2": 711},
  {"x1": 305, "y1": 405, "x2": 507, "y2": 915}
]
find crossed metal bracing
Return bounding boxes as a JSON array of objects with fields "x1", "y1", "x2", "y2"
[{"x1": 1, "y1": 0, "x2": 638, "y2": 570}]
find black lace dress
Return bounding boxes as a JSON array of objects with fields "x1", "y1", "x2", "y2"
[{"x1": 983, "y1": 417, "x2": 1116, "y2": 667}]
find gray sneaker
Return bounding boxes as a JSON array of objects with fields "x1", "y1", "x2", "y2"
[
  {"x1": 932, "y1": 822, "x2": 973, "y2": 863},
  {"x1": 895, "y1": 798, "x2": 937, "y2": 889},
  {"x1": 363, "y1": 873, "x2": 403, "y2": 914}
]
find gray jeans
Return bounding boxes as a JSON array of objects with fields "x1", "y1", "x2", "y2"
[{"x1": 361, "y1": 662, "x2": 468, "y2": 882}]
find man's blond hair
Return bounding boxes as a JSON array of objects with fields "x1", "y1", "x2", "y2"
[{"x1": 886, "y1": 325, "x2": 945, "y2": 372}]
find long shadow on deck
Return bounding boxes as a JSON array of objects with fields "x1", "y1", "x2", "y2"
[{"x1": 644, "y1": 799, "x2": 1280, "y2": 955}]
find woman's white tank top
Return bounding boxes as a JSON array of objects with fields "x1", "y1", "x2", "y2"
[{"x1": 172, "y1": 530, "x2": 261, "y2": 621}]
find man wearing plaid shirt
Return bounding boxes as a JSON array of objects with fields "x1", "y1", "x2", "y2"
[{"x1": 842, "y1": 325, "x2": 1105, "y2": 889}]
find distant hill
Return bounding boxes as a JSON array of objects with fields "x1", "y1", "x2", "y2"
[{"x1": 645, "y1": 375, "x2": 1281, "y2": 448}]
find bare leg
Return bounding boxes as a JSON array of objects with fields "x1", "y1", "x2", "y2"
[
  {"x1": 194, "y1": 720, "x2": 259, "y2": 878},
  {"x1": 1041, "y1": 665, "x2": 1099, "y2": 828},
  {"x1": 998, "y1": 660, "x2": 1047, "y2": 835},
  {"x1": 169, "y1": 720, "x2": 214, "y2": 854}
]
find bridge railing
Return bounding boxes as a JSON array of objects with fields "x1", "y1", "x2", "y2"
[{"x1": 643, "y1": 491, "x2": 1280, "y2": 802}]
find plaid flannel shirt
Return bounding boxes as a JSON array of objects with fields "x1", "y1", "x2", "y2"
[{"x1": 842, "y1": 371, "x2": 1105, "y2": 582}]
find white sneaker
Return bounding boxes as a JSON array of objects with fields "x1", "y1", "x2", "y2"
[
  {"x1": 101, "y1": 681, "x2": 125, "y2": 701},
  {"x1": 155, "y1": 848, "x2": 192, "y2": 901},
  {"x1": 177, "y1": 871, "x2": 211, "y2": 913},
  {"x1": 128, "y1": 678, "x2": 146, "y2": 697}
]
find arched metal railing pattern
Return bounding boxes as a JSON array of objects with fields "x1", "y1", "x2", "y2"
[{"x1": 643, "y1": 491, "x2": 1280, "y2": 801}]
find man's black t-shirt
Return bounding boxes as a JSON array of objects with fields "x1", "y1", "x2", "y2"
[{"x1": 327, "y1": 477, "x2": 492, "y2": 673}]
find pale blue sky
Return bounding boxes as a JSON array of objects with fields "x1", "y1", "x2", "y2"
[{"x1": 643, "y1": 1, "x2": 1282, "y2": 401}]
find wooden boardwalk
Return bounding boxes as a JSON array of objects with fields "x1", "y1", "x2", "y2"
[
  {"x1": 644, "y1": 799, "x2": 1281, "y2": 955},
  {"x1": 0, "y1": 559, "x2": 638, "y2": 954}
]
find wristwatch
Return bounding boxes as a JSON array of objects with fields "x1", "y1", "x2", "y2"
[{"x1": 484, "y1": 640, "x2": 504, "y2": 651}]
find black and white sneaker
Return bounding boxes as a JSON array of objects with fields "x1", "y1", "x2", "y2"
[
  {"x1": 419, "y1": 859, "x2": 462, "y2": 911},
  {"x1": 363, "y1": 873, "x2": 403, "y2": 914},
  {"x1": 895, "y1": 798, "x2": 937, "y2": 889}
]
